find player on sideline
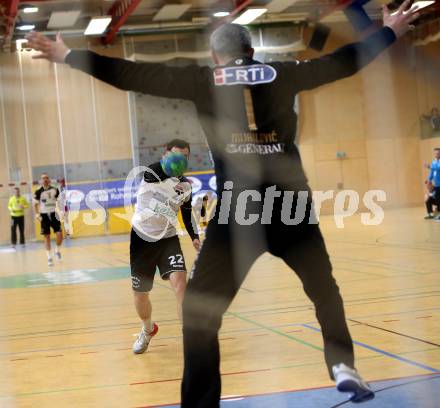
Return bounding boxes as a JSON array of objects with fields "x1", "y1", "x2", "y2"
[
  {"x1": 8, "y1": 187, "x2": 29, "y2": 248},
  {"x1": 26, "y1": 1, "x2": 419, "y2": 404},
  {"x1": 425, "y1": 147, "x2": 440, "y2": 220},
  {"x1": 33, "y1": 173, "x2": 63, "y2": 266},
  {"x1": 130, "y1": 139, "x2": 201, "y2": 354}
]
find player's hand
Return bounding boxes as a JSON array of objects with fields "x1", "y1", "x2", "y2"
[
  {"x1": 192, "y1": 239, "x2": 201, "y2": 251},
  {"x1": 383, "y1": 0, "x2": 420, "y2": 38},
  {"x1": 24, "y1": 31, "x2": 70, "y2": 63},
  {"x1": 424, "y1": 162, "x2": 432, "y2": 169},
  {"x1": 35, "y1": 213, "x2": 42, "y2": 222}
]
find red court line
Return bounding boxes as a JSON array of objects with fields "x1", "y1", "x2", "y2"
[
  {"x1": 219, "y1": 337, "x2": 235, "y2": 341},
  {"x1": 130, "y1": 378, "x2": 180, "y2": 386},
  {"x1": 142, "y1": 372, "x2": 440, "y2": 408},
  {"x1": 130, "y1": 368, "x2": 271, "y2": 387},
  {"x1": 149, "y1": 344, "x2": 167, "y2": 348},
  {"x1": 223, "y1": 368, "x2": 271, "y2": 376},
  {"x1": 80, "y1": 351, "x2": 98, "y2": 355},
  {"x1": 348, "y1": 318, "x2": 440, "y2": 348},
  {"x1": 416, "y1": 316, "x2": 432, "y2": 319}
]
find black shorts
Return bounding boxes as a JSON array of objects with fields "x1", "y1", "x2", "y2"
[
  {"x1": 41, "y1": 213, "x2": 62, "y2": 235},
  {"x1": 130, "y1": 229, "x2": 187, "y2": 292}
]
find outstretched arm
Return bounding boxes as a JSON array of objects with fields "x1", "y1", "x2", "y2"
[
  {"x1": 25, "y1": 32, "x2": 203, "y2": 101},
  {"x1": 286, "y1": 0, "x2": 420, "y2": 92}
]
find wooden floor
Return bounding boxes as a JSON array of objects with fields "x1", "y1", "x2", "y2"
[{"x1": 0, "y1": 207, "x2": 439, "y2": 408}]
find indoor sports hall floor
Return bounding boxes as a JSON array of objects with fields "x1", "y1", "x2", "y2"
[{"x1": 0, "y1": 207, "x2": 439, "y2": 408}]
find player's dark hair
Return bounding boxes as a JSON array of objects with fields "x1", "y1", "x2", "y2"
[
  {"x1": 210, "y1": 23, "x2": 252, "y2": 58},
  {"x1": 166, "y1": 139, "x2": 190, "y2": 152}
]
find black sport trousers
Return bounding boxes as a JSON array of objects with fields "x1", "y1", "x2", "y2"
[
  {"x1": 181, "y1": 193, "x2": 354, "y2": 408},
  {"x1": 11, "y1": 216, "x2": 25, "y2": 245},
  {"x1": 426, "y1": 187, "x2": 440, "y2": 214}
]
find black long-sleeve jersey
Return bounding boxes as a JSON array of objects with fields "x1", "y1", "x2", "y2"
[{"x1": 66, "y1": 27, "x2": 396, "y2": 191}]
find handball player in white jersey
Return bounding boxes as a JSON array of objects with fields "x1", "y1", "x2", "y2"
[
  {"x1": 33, "y1": 173, "x2": 63, "y2": 267},
  {"x1": 130, "y1": 139, "x2": 201, "y2": 354}
]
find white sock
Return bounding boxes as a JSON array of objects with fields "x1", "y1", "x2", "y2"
[
  {"x1": 142, "y1": 319, "x2": 154, "y2": 333},
  {"x1": 55, "y1": 245, "x2": 61, "y2": 254},
  {"x1": 46, "y1": 250, "x2": 52, "y2": 259}
]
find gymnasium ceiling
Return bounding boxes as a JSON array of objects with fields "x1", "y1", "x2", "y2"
[{"x1": 0, "y1": 0, "x2": 439, "y2": 51}]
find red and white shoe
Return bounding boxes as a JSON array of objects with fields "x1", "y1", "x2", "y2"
[{"x1": 132, "y1": 323, "x2": 159, "y2": 354}]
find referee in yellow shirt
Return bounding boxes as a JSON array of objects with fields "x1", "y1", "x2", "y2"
[{"x1": 8, "y1": 187, "x2": 29, "y2": 247}]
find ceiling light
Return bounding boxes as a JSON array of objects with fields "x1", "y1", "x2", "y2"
[
  {"x1": 232, "y1": 8, "x2": 267, "y2": 25},
  {"x1": 48, "y1": 10, "x2": 81, "y2": 28},
  {"x1": 391, "y1": 0, "x2": 435, "y2": 15},
  {"x1": 17, "y1": 24, "x2": 35, "y2": 31},
  {"x1": 153, "y1": 4, "x2": 191, "y2": 22},
  {"x1": 413, "y1": 1, "x2": 435, "y2": 9},
  {"x1": 23, "y1": 7, "x2": 39, "y2": 14},
  {"x1": 266, "y1": 0, "x2": 300, "y2": 13},
  {"x1": 84, "y1": 16, "x2": 112, "y2": 36},
  {"x1": 213, "y1": 11, "x2": 230, "y2": 18}
]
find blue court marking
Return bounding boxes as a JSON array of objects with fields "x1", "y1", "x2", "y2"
[
  {"x1": 301, "y1": 324, "x2": 439, "y2": 373},
  {"x1": 0, "y1": 234, "x2": 130, "y2": 253},
  {"x1": 159, "y1": 374, "x2": 440, "y2": 408}
]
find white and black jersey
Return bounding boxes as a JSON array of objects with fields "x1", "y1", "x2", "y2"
[
  {"x1": 34, "y1": 186, "x2": 59, "y2": 214},
  {"x1": 131, "y1": 162, "x2": 199, "y2": 242}
]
